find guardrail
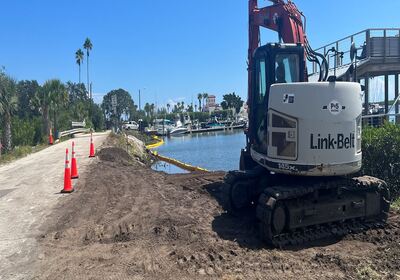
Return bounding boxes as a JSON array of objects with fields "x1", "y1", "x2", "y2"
[
  {"x1": 309, "y1": 28, "x2": 400, "y2": 76},
  {"x1": 58, "y1": 128, "x2": 90, "y2": 138}
]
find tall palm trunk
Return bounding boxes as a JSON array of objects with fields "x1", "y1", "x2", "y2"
[
  {"x1": 2, "y1": 112, "x2": 12, "y2": 152},
  {"x1": 79, "y1": 64, "x2": 81, "y2": 84},
  {"x1": 87, "y1": 53, "x2": 90, "y2": 97}
]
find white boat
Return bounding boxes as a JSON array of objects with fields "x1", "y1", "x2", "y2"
[{"x1": 169, "y1": 120, "x2": 188, "y2": 135}]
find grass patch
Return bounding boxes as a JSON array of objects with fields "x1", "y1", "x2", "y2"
[
  {"x1": 0, "y1": 144, "x2": 47, "y2": 165},
  {"x1": 356, "y1": 265, "x2": 381, "y2": 280},
  {"x1": 392, "y1": 198, "x2": 400, "y2": 211}
]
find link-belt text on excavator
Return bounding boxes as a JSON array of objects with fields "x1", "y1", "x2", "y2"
[{"x1": 310, "y1": 133, "x2": 355, "y2": 150}]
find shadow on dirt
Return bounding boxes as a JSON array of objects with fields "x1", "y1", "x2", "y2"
[{"x1": 204, "y1": 181, "x2": 341, "y2": 251}]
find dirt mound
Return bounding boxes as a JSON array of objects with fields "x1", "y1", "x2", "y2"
[
  {"x1": 97, "y1": 147, "x2": 132, "y2": 165},
  {"x1": 36, "y1": 148, "x2": 400, "y2": 280}
]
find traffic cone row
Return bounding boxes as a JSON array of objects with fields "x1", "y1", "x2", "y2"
[{"x1": 60, "y1": 134, "x2": 96, "y2": 193}]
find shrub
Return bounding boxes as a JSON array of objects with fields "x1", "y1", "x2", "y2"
[
  {"x1": 11, "y1": 117, "x2": 43, "y2": 147},
  {"x1": 361, "y1": 123, "x2": 400, "y2": 200}
]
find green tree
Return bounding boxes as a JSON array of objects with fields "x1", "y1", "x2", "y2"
[
  {"x1": 90, "y1": 102, "x2": 105, "y2": 131},
  {"x1": 16, "y1": 80, "x2": 40, "y2": 119},
  {"x1": 83, "y1": 38, "x2": 93, "y2": 95},
  {"x1": 35, "y1": 79, "x2": 67, "y2": 136},
  {"x1": 202, "y1": 93, "x2": 208, "y2": 110},
  {"x1": 221, "y1": 92, "x2": 244, "y2": 114},
  {"x1": 150, "y1": 103, "x2": 155, "y2": 118},
  {"x1": 66, "y1": 82, "x2": 89, "y2": 121},
  {"x1": 48, "y1": 80, "x2": 68, "y2": 134},
  {"x1": 0, "y1": 73, "x2": 18, "y2": 151},
  {"x1": 75, "y1": 49, "x2": 84, "y2": 84},
  {"x1": 197, "y1": 93, "x2": 203, "y2": 112},
  {"x1": 144, "y1": 103, "x2": 150, "y2": 117},
  {"x1": 101, "y1": 89, "x2": 135, "y2": 126}
]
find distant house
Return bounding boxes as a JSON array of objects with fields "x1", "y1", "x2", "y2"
[{"x1": 204, "y1": 95, "x2": 221, "y2": 113}]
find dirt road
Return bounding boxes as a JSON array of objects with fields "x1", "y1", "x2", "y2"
[
  {"x1": 36, "y1": 144, "x2": 400, "y2": 280},
  {"x1": 0, "y1": 133, "x2": 109, "y2": 280}
]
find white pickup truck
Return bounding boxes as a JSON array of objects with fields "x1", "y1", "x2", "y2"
[{"x1": 122, "y1": 121, "x2": 139, "y2": 130}]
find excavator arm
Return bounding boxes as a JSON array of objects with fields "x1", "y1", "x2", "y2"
[
  {"x1": 248, "y1": 0, "x2": 306, "y2": 106},
  {"x1": 247, "y1": 0, "x2": 328, "y2": 141}
]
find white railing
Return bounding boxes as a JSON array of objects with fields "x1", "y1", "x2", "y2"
[{"x1": 58, "y1": 128, "x2": 90, "y2": 138}]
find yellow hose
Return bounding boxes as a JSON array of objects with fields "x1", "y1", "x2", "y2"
[{"x1": 150, "y1": 150, "x2": 209, "y2": 172}]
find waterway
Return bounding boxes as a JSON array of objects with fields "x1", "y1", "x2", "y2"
[{"x1": 151, "y1": 129, "x2": 246, "y2": 172}]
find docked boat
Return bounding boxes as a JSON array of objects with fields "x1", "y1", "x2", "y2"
[
  {"x1": 169, "y1": 120, "x2": 189, "y2": 135},
  {"x1": 152, "y1": 119, "x2": 175, "y2": 136}
]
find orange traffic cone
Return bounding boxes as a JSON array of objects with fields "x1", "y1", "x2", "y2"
[
  {"x1": 89, "y1": 133, "x2": 95, "y2": 158},
  {"x1": 48, "y1": 129, "x2": 54, "y2": 145},
  {"x1": 71, "y1": 141, "x2": 79, "y2": 179},
  {"x1": 61, "y1": 148, "x2": 74, "y2": 193}
]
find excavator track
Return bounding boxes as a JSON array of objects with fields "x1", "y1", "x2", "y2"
[{"x1": 222, "y1": 172, "x2": 390, "y2": 247}]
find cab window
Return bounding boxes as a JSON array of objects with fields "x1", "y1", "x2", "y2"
[
  {"x1": 275, "y1": 54, "x2": 300, "y2": 83},
  {"x1": 257, "y1": 59, "x2": 267, "y2": 104}
]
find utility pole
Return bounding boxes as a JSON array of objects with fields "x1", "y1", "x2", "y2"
[{"x1": 138, "y1": 89, "x2": 141, "y2": 111}]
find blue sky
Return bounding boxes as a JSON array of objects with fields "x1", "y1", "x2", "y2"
[{"x1": 0, "y1": 0, "x2": 399, "y2": 107}]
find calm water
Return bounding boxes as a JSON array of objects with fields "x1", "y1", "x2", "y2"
[{"x1": 152, "y1": 129, "x2": 246, "y2": 171}]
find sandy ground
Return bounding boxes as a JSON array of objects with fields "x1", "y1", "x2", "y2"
[
  {"x1": 35, "y1": 144, "x2": 400, "y2": 280},
  {"x1": 0, "y1": 132, "x2": 109, "y2": 280}
]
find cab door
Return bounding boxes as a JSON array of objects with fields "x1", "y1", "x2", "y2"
[{"x1": 250, "y1": 51, "x2": 272, "y2": 154}]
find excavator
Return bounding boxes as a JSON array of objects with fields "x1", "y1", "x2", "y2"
[{"x1": 222, "y1": 0, "x2": 390, "y2": 246}]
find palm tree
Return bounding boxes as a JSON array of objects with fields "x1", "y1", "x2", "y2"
[
  {"x1": 83, "y1": 38, "x2": 93, "y2": 96},
  {"x1": 35, "y1": 79, "x2": 68, "y2": 137},
  {"x1": 0, "y1": 73, "x2": 18, "y2": 152},
  {"x1": 202, "y1": 93, "x2": 208, "y2": 111},
  {"x1": 144, "y1": 103, "x2": 150, "y2": 117},
  {"x1": 197, "y1": 93, "x2": 202, "y2": 112},
  {"x1": 150, "y1": 103, "x2": 155, "y2": 118},
  {"x1": 75, "y1": 49, "x2": 84, "y2": 84},
  {"x1": 166, "y1": 103, "x2": 170, "y2": 113}
]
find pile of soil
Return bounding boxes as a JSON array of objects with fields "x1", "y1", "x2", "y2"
[
  {"x1": 36, "y1": 146, "x2": 400, "y2": 280},
  {"x1": 97, "y1": 147, "x2": 133, "y2": 165}
]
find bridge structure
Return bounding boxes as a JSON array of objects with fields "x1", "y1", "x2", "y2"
[{"x1": 309, "y1": 28, "x2": 400, "y2": 125}]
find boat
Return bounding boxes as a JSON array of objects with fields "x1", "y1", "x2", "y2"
[
  {"x1": 152, "y1": 119, "x2": 175, "y2": 136},
  {"x1": 169, "y1": 120, "x2": 188, "y2": 135}
]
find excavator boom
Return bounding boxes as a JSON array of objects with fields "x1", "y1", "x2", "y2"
[{"x1": 248, "y1": 0, "x2": 306, "y2": 108}]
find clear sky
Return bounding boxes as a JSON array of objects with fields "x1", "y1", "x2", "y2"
[{"x1": 0, "y1": 0, "x2": 399, "y2": 107}]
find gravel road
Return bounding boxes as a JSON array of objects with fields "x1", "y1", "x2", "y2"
[{"x1": 0, "y1": 132, "x2": 109, "y2": 280}]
